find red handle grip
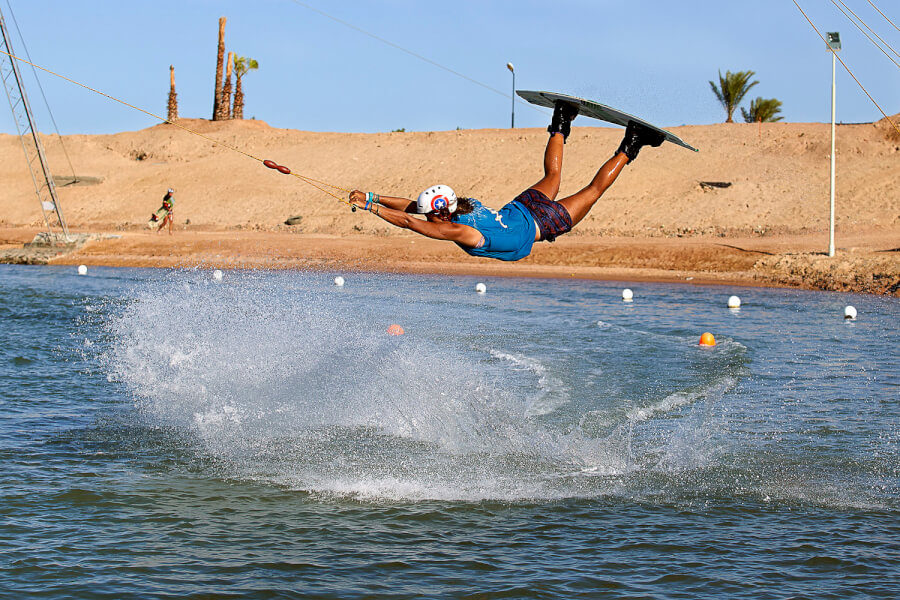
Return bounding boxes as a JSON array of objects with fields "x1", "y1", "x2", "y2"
[{"x1": 263, "y1": 159, "x2": 291, "y2": 175}]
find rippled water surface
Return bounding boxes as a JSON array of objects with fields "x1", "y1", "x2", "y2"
[{"x1": 1, "y1": 263, "x2": 898, "y2": 598}]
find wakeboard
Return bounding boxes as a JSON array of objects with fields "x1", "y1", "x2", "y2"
[
  {"x1": 148, "y1": 206, "x2": 170, "y2": 229},
  {"x1": 516, "y1": 90, "x2": 699, "y2": 153}
]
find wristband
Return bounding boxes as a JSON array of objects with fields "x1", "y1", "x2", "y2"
[
  {"x1": 364, "y1": 199, "x2": 372, "y2": 211},
  {"x1": 366, "y1": 192, "x2": 381, "y2": 205}
]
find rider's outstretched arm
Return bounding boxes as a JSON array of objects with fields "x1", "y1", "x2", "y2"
[
  {"x1": 348, "y1": 195, "x2": 482, "y2": 247},
  {"x1": 349, "y1": 190, "x2": 416, "y2": 213}
]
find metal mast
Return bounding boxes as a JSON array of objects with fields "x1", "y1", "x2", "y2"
[{"x1": 0, "y1": 6, "x2": 69, "y2": 239}]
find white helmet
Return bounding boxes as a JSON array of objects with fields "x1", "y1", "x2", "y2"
[
  {"x1": 416, "y1": 185, "x2": 457, "y2": 214},
  {"x1": 167, "y1": 188, "x2": 174, "y2": 194}
]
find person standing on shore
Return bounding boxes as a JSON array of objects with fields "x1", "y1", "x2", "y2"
[
  {"x1": 348, "y1": 102, "x2": 664, "y2": 261},
  {"x1": 151, "y1": 188, "x2": 175, "y2": 235}
]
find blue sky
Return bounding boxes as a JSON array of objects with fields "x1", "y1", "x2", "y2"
[{"x1": 2, "y1": 0, "x2": 897, "y2": 135}]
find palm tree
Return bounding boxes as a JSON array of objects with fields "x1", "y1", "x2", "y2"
[
  {"x1": 221, "y1": 52, "x2": 234, "y2": 120},
  {"x1": 232, "y1": 56, "x2": 259, "y2": 120},
  {"x1": 167, "y1": 65, "x2": 178, "y2": 122},
  {"x1": 212, "y1": 16, "x2": 227, "y2": 120},
  {"x1": 709, "y1": 70, "x2": 758, "y2": 123},
  {"x1": 742, "y1": 97, "x2": 784, "y2": 123}
]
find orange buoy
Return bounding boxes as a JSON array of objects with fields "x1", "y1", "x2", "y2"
[
  {"x1": 699, "y1": 332, "x2": 716, "y2": 347},
  {"x1": 387, "y1": 324, "x2": 405, "y2": 336}
]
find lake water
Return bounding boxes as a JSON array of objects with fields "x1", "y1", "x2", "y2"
[{"x1": 1, "y1": 263, "x2": 898, "y2": 598}]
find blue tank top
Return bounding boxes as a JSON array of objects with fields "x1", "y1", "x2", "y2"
[{"x1": 452, "y1": 198, "x2": 536, "y2": 261}]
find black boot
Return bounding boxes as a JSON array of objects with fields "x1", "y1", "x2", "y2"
[
  {"x1": 547, "y1": 100, "x2": 579, "y2": 142},
  {"x1": 616, "y1": 120, "x2": 665, "y2": 163}
]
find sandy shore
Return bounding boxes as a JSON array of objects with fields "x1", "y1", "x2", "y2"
[
  {"x1": 1, "y1": 117, "x2": 897, "y2": 294},
  {"x1": 2, "y1": 226, "x2": 897, "y2": 295}
]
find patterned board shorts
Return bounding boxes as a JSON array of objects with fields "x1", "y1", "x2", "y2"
[{"x1": 514, "y1": 188, "x2": 573, "y2": 242}]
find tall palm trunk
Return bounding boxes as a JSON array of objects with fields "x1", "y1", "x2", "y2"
[
  {"x1": 221, "y1": 52, "x2": 233, "y2": 120},
  {"x1": 167, "y1": 65, "x2": 178, "y2": 122},
  {"x1": 231, "y1": 56, "x2": 257, "y2": 121},
  {"x1": 212, "y1": 16, "x2": 226, "y2": 120},
  {"x1": 233, "y1": 76, "x2": 244, "y2": 120}
]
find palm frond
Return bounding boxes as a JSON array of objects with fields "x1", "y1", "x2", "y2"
[
  {"x1": 742, "y1": 97, "x2": 784, "y2": 123},
  {"x1": 709, "y1": 69, "x2": 759, "y2": 123}
]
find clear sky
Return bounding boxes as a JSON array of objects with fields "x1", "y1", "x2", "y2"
[{"x1": 1, "y1": 0, "x2": 897, "y2": 135}]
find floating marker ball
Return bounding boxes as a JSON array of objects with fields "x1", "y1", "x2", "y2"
[
  {"x1": 728, "y1": 295, "x2": 741, "y2": 309},
  {"x1": 213, "y1": 269, "x2": 223, "y2": 281},
  {"x1": 475, "y1": 282, "x2": 487, "y2": 294},
  {"x1": 622, "y1": 288, "x2": 633, "y2": 302},
  {"x1": 387, "y1": 324, "x2": 405, "y2": 336},
  {"x1": 844, "y1": 305, "x2": 857, "y2": 320},
  {"x1": 77, "y1": 265, "x2": 87, "y2": 275},
  {"x1": 699, "y1": 332, "x2": 716, "y2": 347},
  {"x1": 334, "y1": 276, "x2": 345, "y2": 287}
]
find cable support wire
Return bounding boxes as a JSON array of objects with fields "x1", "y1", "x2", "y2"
[
  {"x1": 287, "y1": 0, "x2": 547, "y2": 117},
  {"x1": 792, "y1": 0, "x2": 900, "y2": 136},
  {"x1": 4, "y1": 0, "x2": 78, "y2": 182},
  {"x1": 831, "y1": 0, "x2": 900, "y2": 64},
  {"x1": 0, "y1": 46, "x2": 354, "y2": 206},
  {"x1": 866, "y1": 0, "x2": 900, "y2": 34}
]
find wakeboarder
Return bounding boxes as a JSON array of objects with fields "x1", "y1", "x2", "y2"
[{"x1": 348, "y1": 96, "x2": 683, "y2": 261}]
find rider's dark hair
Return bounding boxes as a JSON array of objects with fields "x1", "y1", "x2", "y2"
[{"x1": 455, "y1": 197, "x2": 475, "y2": 215}]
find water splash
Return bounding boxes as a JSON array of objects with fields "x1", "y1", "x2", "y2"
[{"x1": 102, "y1": 270, "x2": 742, "y2": 501}]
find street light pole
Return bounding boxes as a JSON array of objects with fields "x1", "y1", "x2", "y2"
[
  {"x1": 826, "y1": 32, "x2": 841, "y2": 257},
  {"x1": 506, "y1": 62, "x2": 515, "y2": 128}
]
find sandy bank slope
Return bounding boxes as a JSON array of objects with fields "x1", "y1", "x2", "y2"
[{"x1": 1, "y1": 117, "x2": 898, "y2": 235}]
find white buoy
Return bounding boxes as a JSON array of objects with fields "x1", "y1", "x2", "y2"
[
  {"x1": 475, "y1": 282, "x2": 487, "y2": 294},
  {"x1": 844, "y1": 305, "x2": 857, "y2": 320},
  {"x1": 77, "y1": 265, "x2": 87, "y2": 275},
  {"x1": 213, "y1": 269, "x2": 223, "y2": 281},
  {"x1": 728, "y1": 295, "x2": 741, "y2": 309},
  {"x1": 622, "y1": 288, "x2": 633, "y2": 302},
  {"x1": 334, "y1": 276, "x2": 345, "y2": 287}
]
